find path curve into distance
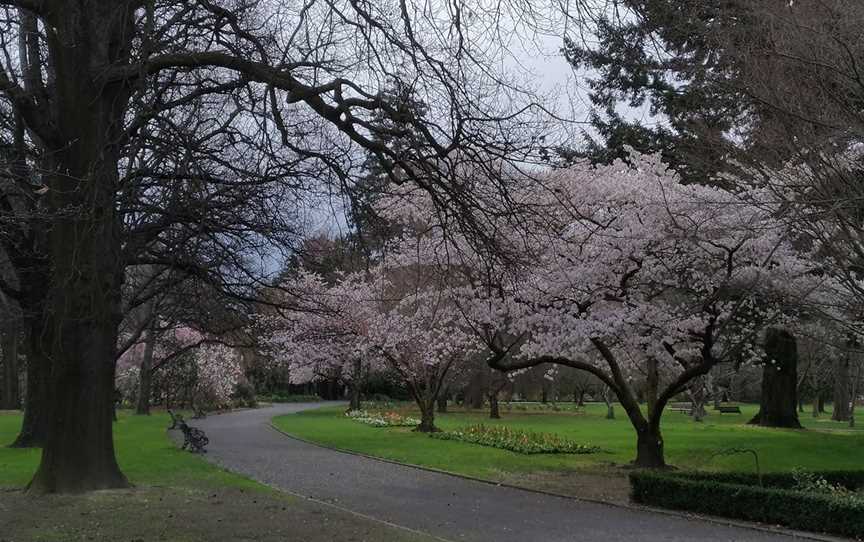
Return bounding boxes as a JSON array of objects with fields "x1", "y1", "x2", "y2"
[{"x1": 194, "y1": 402, "x2": 814, "y2": 542}]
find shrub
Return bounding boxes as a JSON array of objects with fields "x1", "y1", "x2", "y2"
[
  {"x1": 629, "y1": 470, "x2": 864, "y2": 539},
  {"x1": 430, "y1": 424, "x2": 600, "y2": 454},
  {"x1": 345, "y1": 409, "x2": 420, "y2": 428},
  {"x1": 231, "y1": 381, "x2": 258, "y2": 408},
  {"x1": 646, "y1": 470, "x2": 864, "y2": 491}
]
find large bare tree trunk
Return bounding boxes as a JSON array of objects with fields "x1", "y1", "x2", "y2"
[
  {"x1": 27, "y1": 3, "x2": 136, "y2": 492},
  {"x1": 11, "y1": 318, "x2": 49, "y2": 448},
  {"x1": 1, "y1": 320, "x2": 20, "y2": 409},
  {"x1": 29, "y1": 157, "x2": 128, "y2": 492}
]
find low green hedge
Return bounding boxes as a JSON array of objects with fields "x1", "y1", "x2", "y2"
[
  {"x1": 630, "y1": 470, "x2": 864, "y2": 538},
  {"x1": 659, "y1": 470, "x2": 864, "y2": 491}
]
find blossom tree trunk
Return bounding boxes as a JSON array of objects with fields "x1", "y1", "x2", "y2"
[
  {"x1": 348, "y1": 359, "x2": 363, "y2": 412},
  {"x1": 832, "y1": 357, "x2": 851, "y2": 422},
  {"x1": 603, "y1": 386, "x2": 615, "y2": 419},
  {"x1": 415, "y1": 396, "x2": 439, "y2": 433},
  {"x1": 489, "y1": 391, "x2": 500, "y2": 419},
  {"x1": 24, "y1": 3, "x2": 134, "y2": 492},
  {"x1": 749, "y1": 329, "x2": 802, "y2": 429}
]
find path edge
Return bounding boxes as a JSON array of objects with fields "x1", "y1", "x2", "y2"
[{"x1": 268, "y1": 418, "x2": 845, "y2": 542}]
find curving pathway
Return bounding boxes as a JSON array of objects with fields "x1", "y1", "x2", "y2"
[{"x1": 195, "y1": 402, "x2": 818, "y2": 542}]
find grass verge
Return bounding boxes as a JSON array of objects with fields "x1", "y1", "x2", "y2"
[
  {"x1": 0, "y1": 410, "x2": 436, "y2": 542},
  {"x1": 272, "y1": 402, "x2": 864, "y2": 503}
]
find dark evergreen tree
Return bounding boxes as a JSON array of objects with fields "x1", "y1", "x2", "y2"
[{"x1": 561, "y1": 2, "x2": 764, "y2": 184}]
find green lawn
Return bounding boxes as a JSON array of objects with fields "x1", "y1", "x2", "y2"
[
  {"x1": 0, "y1": 410, "x2": 259, "y2": 490},
  {"x1": 0, "y1": 410, "x2": 435, "y2": 542},
  {"x1": 273, "y1": 403, "x2": 864, "y2": 483}
]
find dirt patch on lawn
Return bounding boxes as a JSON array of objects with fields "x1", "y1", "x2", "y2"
[
  {"x1": 500, "y1": 468, "x2": 631, "y2": 505},
  {"x1": 0, "y1": 486, "x2": 435, "y2": 542}
]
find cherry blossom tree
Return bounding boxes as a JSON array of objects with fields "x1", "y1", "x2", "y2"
[
  {"x1": 262, "y1": 261, "x2": 482, "y2": 432},
  {"x1": 364, "y1": 275, "x2": 481, "y2": 432},
  {"x1": 378, "y1": 152, "x2": 834, "y2": 467},
  {"x1": 116, "y1": 324, "x2": 244, "y2": 411},
  {"x1": 259, "y1": 271, "x2": 371, "y2": 411}
]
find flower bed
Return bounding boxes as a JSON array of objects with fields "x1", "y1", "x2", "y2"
[
  {"x1": 345, "y1": 409, "x2": 421, "y2": 428},
  {"x1": 430, "y1": 424, "x2": 600, "y2": 454}
]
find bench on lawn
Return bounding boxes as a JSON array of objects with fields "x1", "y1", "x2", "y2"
[
  {"x1": 167, "y1": 409, "x2": 209, "y2": 453},
  {"x1": 717, "y1": 405, "x2": 742, "y2": 414},
  {"x1": 669, "y1": 402, "x2": 693, "y2": 414}
]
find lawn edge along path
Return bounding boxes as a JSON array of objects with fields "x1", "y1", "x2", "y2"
[
  {"x1": 166, "y1": 413, "x2": 446, "y2": 542},
  {"x1": 269, "y1": 417, "x2": 843, "y2": 542}
]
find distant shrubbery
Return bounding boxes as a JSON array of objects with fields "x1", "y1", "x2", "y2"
[
  {"x1": 430, "y1": 424, "x2": 600, "y2": 455},
  {"x1": 259, "y1": 394, "x2": 321, "y2": 403},
  {"x1": 231, "y1": 381, "x2": 258, "y2": 408},
  {"x1": 630, "y1": 470, "x2": 864, "y2": 539}
]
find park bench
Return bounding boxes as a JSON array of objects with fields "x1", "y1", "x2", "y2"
[
  {"x1": 717, "y1": 405, "x2": 742, "y2": 414},
  {"x1": 168, "y1": 409, "x2": 209, "y2": 453},
  {"x1": 669, "y1": 402, "x2": 692, "y2": 414},
  {"x1": 178, "y1": 419, "x2": 209, "y2": 453}
]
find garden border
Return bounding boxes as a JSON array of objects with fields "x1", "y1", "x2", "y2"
[{"x1": 268, "y1": 418, "x2": 844, "y2": 542}]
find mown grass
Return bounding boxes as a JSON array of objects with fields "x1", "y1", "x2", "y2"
[
  {"x1": 0, "y1": 409, "x2": 436, "y2": 542},
  {"x1": 273, "y1": 403, "x2": 864, "y2": 481},
  {"x1": 0, "y1": 410, "x2": 259, "y2": 490}
]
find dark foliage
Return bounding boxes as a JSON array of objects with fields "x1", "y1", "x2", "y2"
[{"x1": 630, "y1": 470, "x2": 864, "y2": 538}]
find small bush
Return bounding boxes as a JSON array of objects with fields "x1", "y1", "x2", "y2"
[
  {"x1": 430, "y1": 424, "x2": 600, "y2": 454},
  {"x1": 232, "y1": 381, "x2": 258, "y2": 408},
  {"x1": 629, "y1": 470, "x2": 864, "y2": 539},
  {"x1": 345, "y1": 409, "x2": 420, "y2": 427}
]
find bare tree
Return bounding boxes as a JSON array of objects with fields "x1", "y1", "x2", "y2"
[{"x1": 0, "y1": 1, "x2": 550, "y2": 492}]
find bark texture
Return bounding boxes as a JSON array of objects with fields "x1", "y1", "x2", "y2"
[
  {"x1": 0, "y1": 322, "x2": 19, "y2": 409},
  {"x1": 748, "y1": 329, "x2": 802, "y2": 428},
  {"x1": 10, "y1": 320, "x2": 48, "y2": 448},
  {"x1": 832, "y1": 357, "x2": 851, "y2": 421},
  {"x1": 26, "y1": 2, "x2": 135, "y2": 492}
]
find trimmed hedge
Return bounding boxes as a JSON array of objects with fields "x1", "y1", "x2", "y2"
[
  {"x1": 630, "y1": 470, "x2": 864, "y2": 539},
  {"x1": 658, "y1": 470, "x2": 864, "y2": 491}
]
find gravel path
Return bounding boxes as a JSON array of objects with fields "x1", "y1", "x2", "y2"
[{"x1": 195, "y1": 402, "x2": 813, "y2": 542}]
